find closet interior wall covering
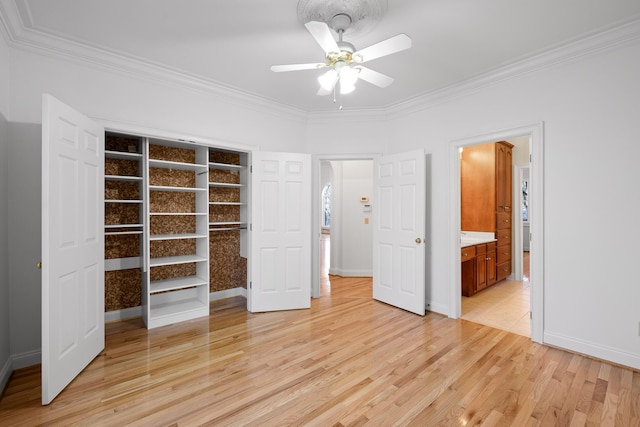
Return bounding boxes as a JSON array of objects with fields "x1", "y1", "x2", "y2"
[{"x1": 104, "y1": 134, "x2": 247, "y2": 313}]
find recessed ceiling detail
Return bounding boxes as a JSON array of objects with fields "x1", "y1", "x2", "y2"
[{"x1": 297, "y1": 0, "x2": 388, "y2": 38}]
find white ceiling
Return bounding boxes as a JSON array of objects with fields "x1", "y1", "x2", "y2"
[{"x1": 5, "y1": 0, "x2": 640, "y2": 112}]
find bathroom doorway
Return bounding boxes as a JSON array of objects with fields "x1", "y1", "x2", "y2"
[
  {"x1": 450, "y1": 123, "x2": 544, "y2": 343},
  {"x1": 459, "y1": 137, "x2": 531, "y2": 336}
]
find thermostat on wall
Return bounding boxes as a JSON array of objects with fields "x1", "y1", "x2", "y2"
[{"x1": 360, "y1": 196, "x2": 369, "y2": 203}]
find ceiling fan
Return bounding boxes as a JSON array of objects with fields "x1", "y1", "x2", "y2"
[{"x1": 270, "y1": 13, "x2": 411, "y2": 96}]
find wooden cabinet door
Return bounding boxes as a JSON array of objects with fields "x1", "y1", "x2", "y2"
[
  {"x1": 495, "y1": 142, "x2": 513, "y2": 213},
  {"x1": 486, "y1": 246, "x2": 497, "y2": 286},
  {"x1": 504, "y1": 146, "x2": 513, "y2": 212},
  {"x1": 475, "y1": 252, "x2": 487, "y2": 292}
]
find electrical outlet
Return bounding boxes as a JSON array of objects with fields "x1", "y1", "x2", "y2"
[{"x1": 364, "y1": 217, "x2": 369, "y2": 225}]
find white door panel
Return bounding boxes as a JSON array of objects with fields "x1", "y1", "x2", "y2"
[
  {"x1": 250, "y1": 152, "x2": 311, "y2": 312},
  {"x1": 373, "y1": 150, "x2": 426, "y2": 315},
  {"x1": 42, "y1": 94, "x2": 104, "y2": 404}
]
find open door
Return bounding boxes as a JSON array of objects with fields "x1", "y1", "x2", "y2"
[
  {"x1": 249, "y1": 152, "x2": 311, "y2": 312},
  {"x1": 373, "y1": 149, "x2": 426, "y2": 315},
  {"x1": 42, "y1": 94, "x2": 105, "y2": 404}
]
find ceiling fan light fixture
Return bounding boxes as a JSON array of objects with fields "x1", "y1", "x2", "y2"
[
  {"x1": 339, "y1": 80, "x2": 356, "y2": 95},
  {"x1": 339, "y1": 65, "x2": 359, "y2": 86},
  {"x1": 318, "y1": 69, "x2": 338, "y2": 91}
]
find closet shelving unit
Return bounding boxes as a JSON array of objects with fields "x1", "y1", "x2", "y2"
[
  {"x1": 144, "y1": 139, "x2": 210, "y2": 328},
  {"x1": 104, "y1": 133, "x2": 146, "y2": 311},
  {"x1": 208, "y1": 155, "x2": 248, "y2": 233}
]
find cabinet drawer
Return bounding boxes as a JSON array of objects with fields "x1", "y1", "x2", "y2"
[
  {"x1": 497, "y1": 212, "x2": 511, "y2": 229},
  {"x1": 497, "y1": 244, "x2": 511, "y2": 264},
  {"x1": 475, "y1": 244, "x2": 486, "y2": 255},
  {"x1": 486, "y1": 241, "x2": 497, "y2": 251},
  {"x1": 496, "y1": 229, "x2": 511, "y2": 246},
  {"x1": 497, "y1": 261, "x2": 512, "y2": 281},
  {"x1": 461, "y1": 246, "x2": 476, "y2": 262}
]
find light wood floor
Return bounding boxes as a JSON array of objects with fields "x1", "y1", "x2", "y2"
[
  {"x1": 462, "y1": 252, "x2": 531, "y2": 337},
  {"x1": 2, "y1": 275, "x2": 640, "y2": 425}
]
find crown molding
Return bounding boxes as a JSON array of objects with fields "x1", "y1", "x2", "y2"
[
  {"x1": 384, "y1": 17, "x2": 640, "y2": 120},
  {"x1": 0, "y1": 0, "x2": 309, "y2": 123},
  {"x1": 2, "y1": 0, "x2": 640, "y2": 122}
]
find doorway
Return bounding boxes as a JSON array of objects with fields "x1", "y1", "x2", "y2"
[
  {"x1": 312, "y1": 157, "x2": 376, "y2": 298},
  {"x1": 449, "y1": 123, "x2": 544, "y2": 343},
  {"x1": 458, "y1": 137, "x2": 531, "y2": 336}
]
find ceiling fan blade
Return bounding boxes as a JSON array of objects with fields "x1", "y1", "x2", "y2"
[
  {"x1": 356, "y1": 66, "x2": 394, "y2": 88},
  {"x1": 270, "y1": 63, "x2": 325, "y2": 72},
  {"x1": 353, "y1": 34, "x2": 412, "y2": 63},
  {"x1": 304, "y1": 21, "x2": 340, "y2": 54}
]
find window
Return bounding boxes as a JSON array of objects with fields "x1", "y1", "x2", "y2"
[
  {"x1": 522, "y1": 180, "x2": 529, "y2": 222},
  {"x1": 322, "y1": 184, "x2": 332, "y2": 227}
]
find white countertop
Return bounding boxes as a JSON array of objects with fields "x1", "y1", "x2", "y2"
[{"x1": 460, "y1": 231, "x2": 496, "y2": 248}]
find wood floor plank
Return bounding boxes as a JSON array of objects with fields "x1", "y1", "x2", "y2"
[{"x1": 1, "y1": 276, "x2": 639, "y2": 426}]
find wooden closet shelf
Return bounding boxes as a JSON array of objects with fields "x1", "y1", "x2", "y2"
[
  {"x1": 149, "y1": 276, "x2": 208, "y2": 294},
  {"x1": 149, "y1": 254, "x2": 208, "y2": 267},
  {"x1": 105, "y1": 199, "x2": 143, "y2": 204},
  {"x1": 149, "y1": 185, "x2": 207, "y2": 193},
  {"x1": 208, "y1": 182, "x2": 244, "y2": 188},
  {"x1": 105, "y1": 150, "x2": 143, "y2": 160},
  {"x1": 149, "y1": 233, "x2": 207, "y2": 241},
  {"x1": 208, "y1": 162, "x2": 245, "y2": 171},
  {"x1": 149, "y1": 212, "x2": 206, "y2": 216},
  {"x1": 104, "y1": 175, "x2": 143, "y2": 182},
  {"x1": 209, "y1": 202, "x2": 245, "y2": 206},
  {"x1": 148, "y1": 159, "x2": 208, "y2": 171}
]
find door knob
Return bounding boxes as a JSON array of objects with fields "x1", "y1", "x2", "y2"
[
  {"x1": 415, "y1": 238, "x2": 422, "y2": 244},
  {"x1": 37, "y1": 261, "x2": 42, "y2": 269}
]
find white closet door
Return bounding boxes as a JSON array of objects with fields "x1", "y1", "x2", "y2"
[
  {"x1": 42, "y1": 94, "x2": 105, "y2": 404},
  {"x1": 373, "y1": 149, "x2": 426, "y2": 315},
  {"x1": 249, "y1": 152, "x2": 311, "y2": 312}
]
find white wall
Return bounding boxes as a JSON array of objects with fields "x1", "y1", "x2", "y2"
[
  {"x1": 0, "y1": 33, "x2": 11, "y2": 391},
  {"x1": 0, "y1": 32, "x2": 9, "y2": 118},
  {"x1": 305, "y1": 36, "x2": 640, "y2": 369},
  {"x1": 328, "y1": 161, "x2": 373, "y2": 276},
  {"x1": 0, "y1": 112, "x2": 11, "y2": 390},
  {"x1": 8, "y1": 49, "x2": 308, "y2": 152},
  {"x1": 4, "y1": 20, "x2": 640, "y2": 372},
  {"x1": 7, "y1": 123, "x2": 41, "y2": 368}
]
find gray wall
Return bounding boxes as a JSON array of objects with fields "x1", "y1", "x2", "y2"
[
  {"x1": 0, "y1": 112, "x2": 10, "y2": 390},
  {"x1": 7, "y1": 123, "x2": 42, "y2": 367}
]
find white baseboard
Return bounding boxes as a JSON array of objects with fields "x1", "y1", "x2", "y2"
[
  {"x1": 0, "y1": 355, "x2": 11, "y2": 394},
  {"x1": 209, "y1": 287, "x2": 247, "y2": 301},
  {"x1": 426, "y1": 301, "x2": 448, "y2": 316},
  {"x1": 327, "y1": 268, "x2": 372, "y2": 277},
  {"x1": 544, "y1": 330, "x2": 640, "y2": 371},
  {"x1": 12, "y1": 349, "x2": 40, "y2": 370},
  {"x1": 104, "y1": 306, "x2": 142, "y2": 323}
]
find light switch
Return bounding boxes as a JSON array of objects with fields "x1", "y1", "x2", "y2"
[{"x1": 364, "y1": 217, "x2": 369, "y2": 224}]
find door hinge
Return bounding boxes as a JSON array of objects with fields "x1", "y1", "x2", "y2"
[
  {"x1": 250, "y1": 281, "x2": 252, "y2": 289},
  {"x1": 250, "y1": 165, "x2": 253, "y2": 173},
  {"x1": 250, "y1": 223, "x2": 252, "y2": 231},
  {"x1": 529, "y1": 154, "x2": 532, "y2": 162},
  {"x1": 529, "y1": 311, "x2": 532, "y2": 319}
]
